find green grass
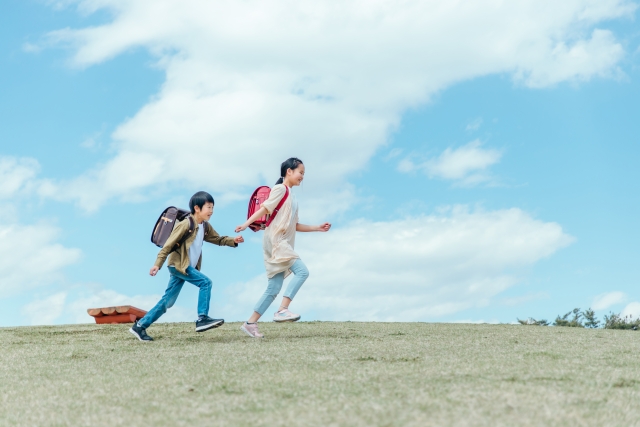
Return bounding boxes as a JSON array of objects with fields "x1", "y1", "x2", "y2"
[{"x1": 1, "y1": 322, "x2": 640, "y2": 426}]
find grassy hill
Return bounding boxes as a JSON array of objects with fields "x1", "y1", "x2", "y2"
[{"x1": 1, "y1": 321, "x2": 639, "y2": 426}]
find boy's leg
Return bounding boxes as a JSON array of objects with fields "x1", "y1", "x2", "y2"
[
  {"x1": 177, "y1": 266, "x2": 213, "y2": 317},
  {"x1": 253, "y1": 272, "x2": 285, "y2": 317},
  {"x1": 138, "y1": 268, "x2": 185, "y2": 329},
  {"x1": 173, "y1": 266, "x2": 223, "y2": 332}
]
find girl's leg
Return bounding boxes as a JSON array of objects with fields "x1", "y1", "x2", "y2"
[
  {"x1": 279, "y1": 259, "x2": 309, "y2": 311},
  {"x1": 248, "y1": 272, "x2": 285, "y2": 322}
]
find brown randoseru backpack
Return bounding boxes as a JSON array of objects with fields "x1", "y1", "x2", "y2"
[
  {"x1": 151, "y1": 207, "x2": 197, "y2": 252},
  {"x1": 247, "y1": 186, "x2": 289, "y2": 232}
]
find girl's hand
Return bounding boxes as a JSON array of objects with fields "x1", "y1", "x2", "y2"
[
  {"x1": 234, "y1": 235, "x2": 245, "y2": 244},
  {"x1": 317, "y1": 222, "x2": 331, "y2": 232},
  {"x1": 150, "y1": 266, "x2": 159, "y2": 276},
  {"x1": 235, "y1": 224, "x2": 247, "y2": 233}
]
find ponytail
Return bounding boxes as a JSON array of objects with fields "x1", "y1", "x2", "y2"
[{"x1": 275, "y1": 157, "x2": 303, "y2": 185}]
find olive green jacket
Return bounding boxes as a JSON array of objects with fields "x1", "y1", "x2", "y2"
[{"x1": 154, "y1": 215, "x2": 237, "y2": 275}]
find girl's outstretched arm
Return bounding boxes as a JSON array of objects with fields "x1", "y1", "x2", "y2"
[
  {"x1": 296, "y1": 223, "x2": 331, "y2": 232},
  {"x1": 236, "y1": 206, "x2": 269, "y2": 232}
]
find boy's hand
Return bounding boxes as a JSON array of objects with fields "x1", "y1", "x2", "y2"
[
  {"x1": 235, "y1": 224, "x2": 247, "y2": 233},
  {"x1": 317, "y1": 222, "x2": 331, "y2": 232},
  {"x1": 234, "y1": 235, "x2": 244, "y2": 244},
  {"x1": 149, "y1": 266, "x2": 159, "y2": 276}
]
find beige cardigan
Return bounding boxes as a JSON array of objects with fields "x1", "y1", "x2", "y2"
[{"x1": 262, "y1": 184, "x2": 299, "y2": 278}]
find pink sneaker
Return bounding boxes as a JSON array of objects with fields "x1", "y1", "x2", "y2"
[
  {"x1": 273, "y1": 308, "x2": 301, "y2": 322},
  {"x1": 240, "y1": 322, "x2": 264, "y2": 338}
]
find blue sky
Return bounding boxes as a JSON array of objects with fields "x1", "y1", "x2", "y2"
[{"x1": 1, "y1": 0, "x2": 639, "y2": 327}]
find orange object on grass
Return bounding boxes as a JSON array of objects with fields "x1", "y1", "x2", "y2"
[{"x1": 87, "y1": 305, "x2": 147, "y2": 324}]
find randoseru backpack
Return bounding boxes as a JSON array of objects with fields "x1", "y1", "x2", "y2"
[
  {"x1": 151, "y1": 207, "x2": 201, "y2": 252},
  {"x1": 247, "y1": 186, "x2": 289, "y2": 232}
]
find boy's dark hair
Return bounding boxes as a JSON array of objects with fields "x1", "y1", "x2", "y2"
[{"x1": 189, "y1": 191, "x2": 214, "y2": 214}]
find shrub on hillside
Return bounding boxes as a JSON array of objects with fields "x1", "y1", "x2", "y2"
[
  {"x1": 553, "y1": 308, "x2": 584, "y2": 327},
  {"x1": 603, "y1": 312, "x2": 640, "y2": 330},
  {"x1": 519, "y1": 307, "x2": 639, "y2": 330},
  {"x1": 517, "y1": 318, "x2": 549, "y2": 326}
]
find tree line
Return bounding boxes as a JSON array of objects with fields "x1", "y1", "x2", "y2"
[{"x1": 518, "y1": 308, "x2": 639, "y2": 330}]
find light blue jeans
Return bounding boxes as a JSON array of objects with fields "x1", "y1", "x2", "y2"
[
  {"x1": 254, "y1": 259, "x2": 309, "y2": 315},
  {"x1": 138, "y1": 266, "x2": 212, "y2": 328}
]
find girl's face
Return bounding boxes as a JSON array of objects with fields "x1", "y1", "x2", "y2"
[{"x1": 287, "y1": 164, "x2": 305, "y2": 186}]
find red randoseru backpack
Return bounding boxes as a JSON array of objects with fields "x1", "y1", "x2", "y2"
[{"x1": 247, "y1": 186, "x2": 289, "y2": 232}]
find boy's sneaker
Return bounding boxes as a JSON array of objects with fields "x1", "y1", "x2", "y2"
[
  {"x1": 195, "y1": 315, "x2": 224, "y2": 332},
  {"x1": 240, "y1": 322, "x2": 264, "y2": 338},
  {"x1": 273, "y1": 308, "x2": 301, "y2": 323},
  {"x1": 129, "y1": 322, "x2": 153, "y2": 342}
]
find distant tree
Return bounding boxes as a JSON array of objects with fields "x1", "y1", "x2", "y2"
[
  {"x1": 517, "y1": 318, "x2": 549, "y2": 326},
  {"x1": 553, "y1": 308, "x2": 584, "y2": 327},
  {"x1": 582, "y1": 308, "x2": 600, "y2": 328}
]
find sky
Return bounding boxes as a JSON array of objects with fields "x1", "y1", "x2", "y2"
[{"x1": 1, "y1": 0, "x2": 639, "y2": 327}]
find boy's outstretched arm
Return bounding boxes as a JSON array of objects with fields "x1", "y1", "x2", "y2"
[{"x1": 204, "y1": 223, "x2": 243, "y2": 247}]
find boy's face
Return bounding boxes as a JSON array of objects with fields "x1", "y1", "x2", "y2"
[{"x1": 195, "y1": 202, "x2": 214, "y2": 221}]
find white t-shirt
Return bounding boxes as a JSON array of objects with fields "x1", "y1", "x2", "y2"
[{"x1": 188, "y1": 222, "x2": 205, "y2": 268}]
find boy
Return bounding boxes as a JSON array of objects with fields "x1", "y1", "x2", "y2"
[{"x1": 130, "y1": 191, "x2": 244, "y2": 341}]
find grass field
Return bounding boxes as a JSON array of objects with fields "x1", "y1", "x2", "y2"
[{"x1": 1, "y1": 321, "x2": 640, "y2": 426}]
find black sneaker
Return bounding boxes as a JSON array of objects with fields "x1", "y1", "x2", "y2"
[
  {"x1": 129, "y1": 322, "x2": 154, "y2": 342},
  {"x1": 195, "y1": 315, "x2": 224, "y2": 332}
]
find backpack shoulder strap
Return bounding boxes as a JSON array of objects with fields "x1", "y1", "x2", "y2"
[
  {"x1": 265, "y1": 186, "x2": 289, "y2": 227},
  {"x1": 171, "y1": 215, "x2": 195, "y2": 253}
]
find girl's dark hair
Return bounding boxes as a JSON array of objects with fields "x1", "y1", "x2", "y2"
[
  {"x1": 276, "y1": 157, "x2": 304, "y2": 185},
  {"x1": 189, "y1": 191, "x2": 214, "y2": 214}
]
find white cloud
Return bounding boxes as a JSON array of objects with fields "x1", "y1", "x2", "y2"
[
  {"x1": 0, "y1": 156, "x2": 40, "y2": 199},
  {"x1": 22, "y1": 292, "x2": 67, "y2": 325},
  {"x1": 38, "y1": 0, "x2": 635, "y2": 210},
  {"x1": 399, "y1": 140, "x2": 502, "y2": 185},
  {"x1": 0, "y1": 223, "x2": 82, "y2": 298},
  {"x1": 516, "y1": 29, "x2": 627, "y2": 87},
  {"x1": 620, "y1": 302, "x2": 640, "y2": 319},
  {"x1": 221, "y1": 206, "x2": 574, "y2": 321},
  {"x1": 592, "y1": 291, "x2": 627, "y2": 310}
]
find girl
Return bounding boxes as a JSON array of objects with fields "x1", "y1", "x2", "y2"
[{"x1": 235, "y1": 157, "x2": 331, "y2": 338}]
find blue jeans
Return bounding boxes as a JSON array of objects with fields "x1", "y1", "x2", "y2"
[
  {"x1": 254, "y1": 259, "x2": 309, "y2": 315},
  {"x1": 138, "y1": 266, "x2": 212, "y2": 328}
]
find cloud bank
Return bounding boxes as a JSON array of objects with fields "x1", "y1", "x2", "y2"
[
  {"x1": 0, "y1": 223, "x2": 81, "y2": 298},
  {"x1": 39, "y1": 0, "x2": 636, "y2": 210}
]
